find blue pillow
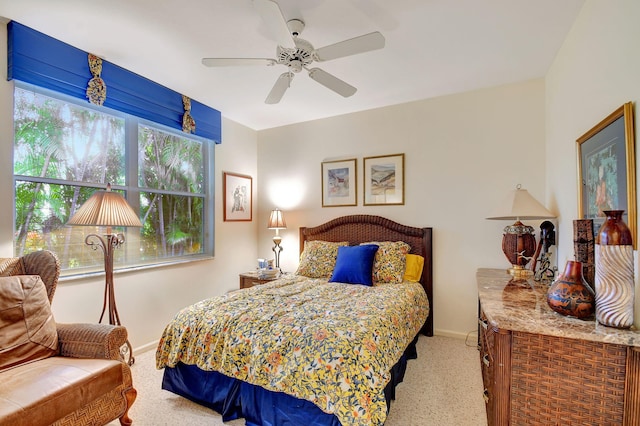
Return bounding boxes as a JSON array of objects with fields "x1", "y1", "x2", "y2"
[{"x1": 329, "y1": 244, "x2": 379, "y2": 286}]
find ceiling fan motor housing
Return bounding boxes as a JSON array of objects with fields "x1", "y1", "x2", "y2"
[{"x1": 276, "y1": 38, "x2": 314, "y2": 72}]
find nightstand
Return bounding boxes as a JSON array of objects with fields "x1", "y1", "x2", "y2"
[{"x1": 239, "y1": 271, "x2": 280, "y2": 289}]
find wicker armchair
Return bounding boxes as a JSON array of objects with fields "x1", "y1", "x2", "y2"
[{"x1": 0, "y1": 250, "x2": 136, "y2": 426}]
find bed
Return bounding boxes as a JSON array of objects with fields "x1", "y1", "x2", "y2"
[{"x1": 156, "y1": 215, "x2": 433, "y2": 426}]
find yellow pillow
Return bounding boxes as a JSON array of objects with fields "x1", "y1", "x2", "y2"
[{"x1": 404, "y1": 254, "x2": 425, "y2": 282}]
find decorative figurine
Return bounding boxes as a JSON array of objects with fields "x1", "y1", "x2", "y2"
[{"x1": 533, "y1": 220, "x2": 557, "y2": 282}]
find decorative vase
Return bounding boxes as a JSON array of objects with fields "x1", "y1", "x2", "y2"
[
  {"x1": 573, "y1": 219, "x2": 595, "y2": 288},
  {"x1": 595, "y1": 210, "x2": 634, "y2": 328},
  {"x1": 547, "y1": 260, "x2": 595, "y2": 319}
]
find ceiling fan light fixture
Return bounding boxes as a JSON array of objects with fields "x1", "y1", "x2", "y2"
[{"x1": 288, "y1": 60, "x2": 302, "y2": 73}]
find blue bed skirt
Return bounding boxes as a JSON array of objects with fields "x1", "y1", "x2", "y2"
[{"x1": 161, "y1": 336, "x2": 419, "y2": 426}]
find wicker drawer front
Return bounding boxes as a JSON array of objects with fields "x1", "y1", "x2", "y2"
[{"x1": 510, "y1": 331, "x2": 626, "y2": 425}]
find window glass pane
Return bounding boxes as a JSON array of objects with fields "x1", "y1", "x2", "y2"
[
  {"x1": 14, "y1": 181, "x2": 137, "y2": 273},
  {"x1": 139, "y1": 191, "x2": 204, "y2": 260},
  {"x1": 13, "y1": 84, "x2": 213, "y2": 276},
  {"x1": 14, "y1": 87, "x2": 125, "y2": 185},
  {"x1": 138, "y1": 125, "x2": 204, "y2": 194}
]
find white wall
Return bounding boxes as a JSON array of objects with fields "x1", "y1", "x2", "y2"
[
  {"x1": 0, "y1": 23, "x2": 261, "y2": 352},
  {"x1": 546, "y1": 0, "x2": 640, "y2": 325},
  {"x1": 7, "y1": 0, "x2": 638, "y2": 344},
  {"x1": 257, "y1": 79, "x2": 547, "y2": 338}
]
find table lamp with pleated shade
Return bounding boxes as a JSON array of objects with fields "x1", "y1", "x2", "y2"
[{"x1": 487, "y1": 184, "x2": 555, "y2": 277}]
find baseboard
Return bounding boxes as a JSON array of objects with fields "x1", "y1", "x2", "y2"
[
  {"x1": 434, "y1": 328, "x2": 477, "y2": 340},
  {"x1": 134, "y1": 340, "x2": 159, "y2": 355}
]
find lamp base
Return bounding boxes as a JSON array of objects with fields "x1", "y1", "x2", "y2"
[
  {"x1": 508, "y1": 265, "x2": 534, "y2": 278},
  {"x1": 272, "y1": 236, "x2": 283, "y2": 271}
]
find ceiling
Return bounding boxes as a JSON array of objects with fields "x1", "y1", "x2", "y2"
[{"x1": 0, "y1": 0, "x2": 584, "y2": 131}]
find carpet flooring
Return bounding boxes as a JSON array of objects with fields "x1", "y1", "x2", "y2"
[{"x1": 109, "y1": 335, "x2": 487, "y2": 425}]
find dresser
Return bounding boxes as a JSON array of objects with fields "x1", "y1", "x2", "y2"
[{"x1": 477, "y1": 268, "x2": 640, "y2": 426}]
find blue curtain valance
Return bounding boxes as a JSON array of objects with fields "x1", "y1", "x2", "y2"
[{"x1": 7, "y1": 21, "x2": 221, "y2": 143}]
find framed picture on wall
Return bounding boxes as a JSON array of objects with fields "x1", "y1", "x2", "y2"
[
  {"x1": 223, "y1": 172, "x2": 252, "y2": 221},
  {"x1": 321, "y1": 158, "x2": 357, "y2": 207},
  {"x1": 577, "y1": 102, "x2": 636, "y2": 246},
  {"x1": 363, "y1": 153, "x2": 405, "y2": 205}
]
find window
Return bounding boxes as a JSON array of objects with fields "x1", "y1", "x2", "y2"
[{"x1": 13, "y1": 84, "x2": 214, "y2": 276}]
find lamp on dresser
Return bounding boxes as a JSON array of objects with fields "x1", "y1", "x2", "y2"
[
  {"x1": 67, "y1": 183, "x2": 142, "y2": 365},
  {"x1": 486, "y1": 184, "x2": 555, "y2": 278},
  {"x1": 268, "y1": 208, "x2": 286, "y2": 271}
]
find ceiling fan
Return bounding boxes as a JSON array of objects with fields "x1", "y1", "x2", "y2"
[{"x1": 201, "y1": 0, "x2": 385, "y2": 104}]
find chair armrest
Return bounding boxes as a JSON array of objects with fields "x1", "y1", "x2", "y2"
[
  {"x1": 21, "y1": 250, "x2": 60, "y2": 303},
  {"x1": 57, "y1": 322, "x2": 128, "y2": 361}
]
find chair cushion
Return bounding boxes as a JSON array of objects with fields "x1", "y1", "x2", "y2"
[
  {"x1": 0, "y1": 275, "x2": 58, "y2": 372},
  {"x1": 0, "y1": 357, "x2": 125, "y2": 426}
]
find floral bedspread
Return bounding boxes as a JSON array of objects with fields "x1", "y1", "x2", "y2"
[{"x1": 156, "y1": 274, "x2": 429, "y2": 426}]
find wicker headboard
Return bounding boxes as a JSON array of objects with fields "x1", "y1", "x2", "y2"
[{"x1": 299, "y1": 215, "x2": 433, "y2": 336}]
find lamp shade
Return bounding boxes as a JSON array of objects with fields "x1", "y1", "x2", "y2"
[
  {"x1": 67, "y1": 184, "x2": 142, "y2": 227},
  {"x1": 486, "y1": 185, "x2": 555, "y2": 220},
  {"x1": 268, "y1": 209, "x2": 286, "y2": 230}
]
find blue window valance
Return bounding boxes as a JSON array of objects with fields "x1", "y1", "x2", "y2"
[{"x1": 7, "y1": 21, "x2": 221, "y2": 143}]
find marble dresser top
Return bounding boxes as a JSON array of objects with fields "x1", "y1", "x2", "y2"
[{"x1": 477, "y1": 268, "x2": 640, "y2": 347}]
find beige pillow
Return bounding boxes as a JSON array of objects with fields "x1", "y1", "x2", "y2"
[
  {"x1": 362, "y1": 241, "x2": 410, "y2": 284},
  {"x1": 0, "y1": 258, "x2": 25, "y2": 276},
  {"x1": 0, "y1": 275, "x2": 58, "y2": 372},
  {"x1": 295, "y1": 240, "x2": 349, "y2": 278}
]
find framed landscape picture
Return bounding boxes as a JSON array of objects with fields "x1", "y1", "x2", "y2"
[
  {"x1": 223, "y1": 172, "x2": 252, "y2": 221},
  {"x1": 321, "y1": 158, "x2": 357, "y2": 207},
  {"x1": 363, "y1": 153, "x2": 405, "y2": 205},
  {"x1": 577, "y1": 102, "x2": 636, "y2": 247}
]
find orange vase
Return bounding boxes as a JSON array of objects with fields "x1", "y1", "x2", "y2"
[{"x1": 547, "y1": 260, "x2": 595, "y2": 319}]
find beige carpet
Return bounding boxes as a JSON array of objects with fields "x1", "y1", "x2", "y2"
[{"x1": 110, "y1": 335, "x2": 487, "y2": 426}]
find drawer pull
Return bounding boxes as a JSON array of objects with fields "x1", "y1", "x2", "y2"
[
  {"x1": 483, "y1": 389, "x2": 490, "y2": 403},
  {"x1": 482, "y1": 354, "x2": 490, "y2": 367},
  {"x1": 478, "y1": 318, "x2": 488, "y2": 330}
]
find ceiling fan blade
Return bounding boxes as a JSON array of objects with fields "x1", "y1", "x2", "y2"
[
  {"x1": 307, "y1": 68, "x2": 356, "y2": 98},
  {"x1": 315, "y1": 32, "x2": 385, "y2": 62},
  {"x1": 253, "y1": 0, "x2": 296, "y2": 49},
  {"x1": 265, "y1": 72, "x2": 293, "y2": 104},
  {"x1": 202, "y1": 58, "x2": 276, "y2": 67}
]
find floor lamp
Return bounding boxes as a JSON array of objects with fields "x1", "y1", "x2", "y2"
[
  {"x1": 67, "y1": 183, "x2": 142, "y2": 365},
  {"x1": 268, "y1": 208, "x2": 286, "y2": 271}
]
